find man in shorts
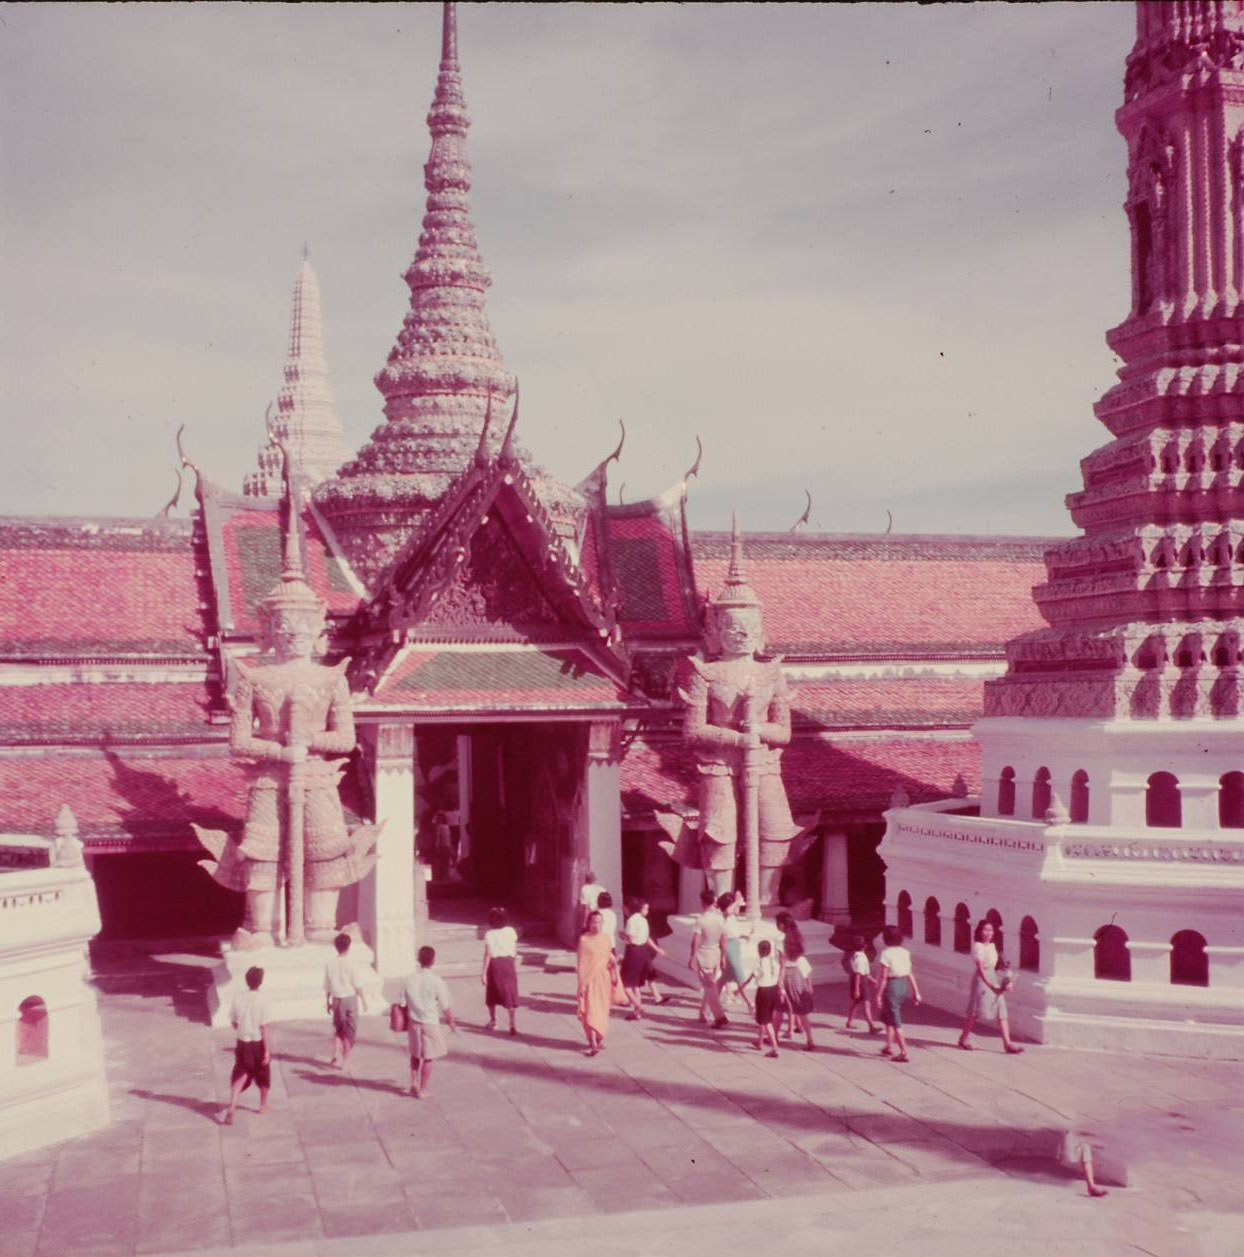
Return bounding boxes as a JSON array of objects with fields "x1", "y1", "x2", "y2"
[
  {"x1": 324, "y1": 931, "x2": 368, "y2": 1069},
  {"x1": 402, "y1": 945, "x2": 456, "y2": 1099},
  {"x1": 222, "y1": 965, "x2": 271, "y2": 1124}
]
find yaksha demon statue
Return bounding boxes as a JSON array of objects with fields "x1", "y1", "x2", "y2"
[
  {"x1": 195, "y1": 477, "x2": 379, "y2": 949},
  {"x1": 658, "y1": 519, "x2": 801, "y2": 907}
]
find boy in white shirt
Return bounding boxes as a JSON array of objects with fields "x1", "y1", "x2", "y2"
[
  {"x1": 324, "y1": 932, "x2": 368, "y2": 1069},
  {"x1": 222, "y1": 966, "x2": 271, "y2": 1125}
]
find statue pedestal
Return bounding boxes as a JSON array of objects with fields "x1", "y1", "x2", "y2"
[{"x1": 207, "y1": 942, "x2": 365, "y2": 1028}]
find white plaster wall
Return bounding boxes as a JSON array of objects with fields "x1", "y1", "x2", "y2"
[
  {"x1": 880, "y1": 794, "x2": 1244, "y2": 1059},
  {"x1": 0, "y1": 862, "x2": 109, "y2": 1159}
]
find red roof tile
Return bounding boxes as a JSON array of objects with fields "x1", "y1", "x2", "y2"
[
  {"x1": 605, "y1": 509, "x2": 698, "y2": 636},
  {"x1": 208, "y1": 499, "x2": 360, "y2": 635},
  {"x1": 0, "y1": 683, "x2": 213, "y2": 743},
  {"x1": 791, "y1": 675, "x2": 984, "y2": 729},
  {"x1": 0, "y1": 519, "x2": 206, "y2": 657},
  {"x1": 369, "y1": 646, "x2": 630, "y2": 712},
  {"x1": 0, "y1": 750, "x2": 246, "y2": 850},
  {"x1": 621, "y1": 734, "x2": 980, "y2": 817},
  {"x1": 691, "y1": 533, "x2": 1051, "y2": 657}
]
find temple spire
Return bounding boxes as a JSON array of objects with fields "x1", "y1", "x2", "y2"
[
  {"x1": 442, "y1": 1, "x2": 458, "y2": 63},
  {"x1": 244, "y1": 252, "x2": 352, "y2": 497}
]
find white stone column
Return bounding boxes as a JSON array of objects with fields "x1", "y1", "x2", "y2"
[
  {"x1": 360, "y1": 723, "x2": 418, "y2": 979},
  {"x1": 585, "y1": 722, "x2": 623, "y2": 903},
  {"x1": 819, "y1": 830, "x2": 851, "y2": 925}
]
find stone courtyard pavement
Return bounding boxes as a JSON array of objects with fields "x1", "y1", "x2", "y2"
[{"x1": 1, "y1": 938, "x2": 1240, "y2": 1257}]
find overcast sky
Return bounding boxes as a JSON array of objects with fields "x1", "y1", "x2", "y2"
[{"x1": 1, "y1": 2, "x2": 1137, "y2": 536}]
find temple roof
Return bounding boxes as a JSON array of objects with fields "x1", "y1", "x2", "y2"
[
  {"x1": 198, "y1": 488, "x2": 363, "y2": 638},
  {"x1": 621, "y1": 733, "x2": 980, "y2": 821},
  {"x1": 0, "y1": 682, "x2": 215, "y2": 745},
  {"x1": 688, "y1": 532, "x2": 1050, "y2": 658},
  {"x1": 0, "y1": 517, "x2": 208, "y2": 660},
  {"x1": 366, "y1": 645, "x2": 631, "y2": 715}
]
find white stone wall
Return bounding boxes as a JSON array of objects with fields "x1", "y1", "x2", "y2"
[
  {"x1": 0, "y1": 858, "x2": 109, "y2": 1159},
  {"x1": 880, "y1": 721, "x2": 1244, "y2": 1060}
]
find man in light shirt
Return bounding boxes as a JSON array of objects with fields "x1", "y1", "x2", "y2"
[
  {"x1": 324, "y1": 931, "x2": 368, "y2": 1069},
  {"x1": 688, "y1": 888, "x2": 728, "y2": 1028},
  {"x1": 577, "y1": 870, "x2": 605, "y2": 935},
  {"x1": 222, "y1": 965, "x2": 271, "y2": 1125}
]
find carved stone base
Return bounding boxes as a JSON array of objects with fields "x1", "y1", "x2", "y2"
[{"x1": 206, "y1": 942, "x2": 383, "y2": 1028}]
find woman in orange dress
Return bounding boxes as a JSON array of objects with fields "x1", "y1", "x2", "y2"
[{"x1": 576, "y1": 910, "x2": 617, "y2": 1056}]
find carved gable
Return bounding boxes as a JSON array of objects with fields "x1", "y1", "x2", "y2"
[{"x1": 418, "y1": 512, "x2": 563, "y2": 632}]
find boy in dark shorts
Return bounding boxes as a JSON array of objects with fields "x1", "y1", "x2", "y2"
[{"x1": 222, "y1": 965, "x2": 271, "y2": 1125}]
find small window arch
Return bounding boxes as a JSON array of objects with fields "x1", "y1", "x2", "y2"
[
  {"x1": 923, "y1": 897, "x2": 941, "y2": 947},
  {"x1": 896, "y1": 890, "x2": 913, "y2": 939},
  {"x1": 1146, "y1": 772, "x2": 1182, "y2": 828},
  {"x1": 985, "y1": 907, "x2": 1005, "y2": 958},
  {"x1": 1170, "y1": 930, "x2": 1208, "y2": 987},
  {"x1": 1070, "y1": 770, "x2": 1090, "y2": 824},
  {"x1": 16, "y1": 996, "x2": 49, "y2": 1064},
  {"x1": 1159, "y1": 443, "x2": 1179, "y2": 474},
  {"x1": 1220, "y1": 772, "x2": 1244, "y2": 829},
  {"x1": 1094, "y1": 924, "x2": 1131, "y2": 981},
  {"x1": 1019, "y1": 916, "x2": 1040, "y2": 972},
  {"x1": 954, "y1": 903, "x2": 971, "y2": 954},
  {"x1": 997, "y1": 767, "x2": 1016, "y2": 817},
  {"x1": 1032, "y1": 767, "x2": 1052, "y2": 820}
]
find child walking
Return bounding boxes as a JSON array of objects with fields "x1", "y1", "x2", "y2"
[
  {"x1": 753, "y1": 938, "x2": 782, "y2": 1058},
  {"x1": 875, "y1": 925, "x2": 921, "y2": 1063},
  {"x1": 843, "y1": 933, "x2": 879, "y2": 1033},
  {"x1": 221, "y1": 965, "x2": 271, "y2": 1125}
]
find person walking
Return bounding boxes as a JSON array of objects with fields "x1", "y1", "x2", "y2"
[
  {"x1": 596, "y1": 890, "x2": 619, "y2": 953},
  {"x1": 620, "y1": 897, "x2": 668, "y2": 1018},
  {"x1": 843, "y1": 933, "x2": 879, "y2": 1033},
  {"x1": 688, "y1": 889, "x2": 729, "y2": 1028},
  {"x1": 875, "y1": 925, "x2": 921, "y2": 1063},
  {"x1": 753, "y1": 939, "x2": 783, "y2": 1057},
  {"x1": 577, "y1": 869, "x2": 605, "y2": 934},
  {"x1": 221, "y1": 965, "x2": 271, "y2": 1125},
  {"x1": 481, "y1": 906, "x2": 520, "y2": 1034},
  {"x1": 324, "y1": 931, "x2": 368, "y2": 1069},
  {"x1": 719, "y1": 892, "x2": 753, "y2": 1013},
  {"x1": 958, "y1": 919, "x2": 1024, "y2": 1054},
  {"x1": 777, "y1": 916, "x2": 816, "y2": 1051},
  {"x1": 577, "y1": 909, "x2": 617, "y2": 1056},
  {"x1": 402, "y1": 945, "x2": 456, "y2": 1099}
]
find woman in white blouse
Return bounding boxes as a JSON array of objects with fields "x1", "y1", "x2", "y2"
[
  {"x1": 958, "y1": 919, "x2": 1023, "y2": 1054},
  {"x1": 620, "y1": 898, "x2": 668, "y2": 1018},
  {"x1": 481, "y1": 906, "x2": 520, "y2": 1034},
  {"x1": 875, "y1": 925, "x2": 921, "y2": 1063}
]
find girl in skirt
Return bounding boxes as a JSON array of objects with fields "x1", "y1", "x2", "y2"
[
  {"x1": 778, "y1": 919, "x2": 816, "y2": 1051},
  {"x1": 754, "y1": 938, "x2": 782, "y2": 1058},
  {"x1": 481, "y1": 906, "x2": 520, "y2": 1034}
]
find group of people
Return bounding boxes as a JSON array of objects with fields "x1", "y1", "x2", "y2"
[
  {"x1": 220, "y1": 896, "x2": 1027, "y2": 1121},
  {"x1": 686, "y1": 890, "x2": 816, "y2": 1056}
]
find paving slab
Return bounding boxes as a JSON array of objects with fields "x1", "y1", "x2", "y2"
[{"x1": 3, "y1": 938, "x2": 1241, "y2": 1256}]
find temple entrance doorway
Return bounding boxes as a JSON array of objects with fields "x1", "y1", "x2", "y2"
[{"x1": 414, "y1": 722, "x2": 588, "y2": 930}]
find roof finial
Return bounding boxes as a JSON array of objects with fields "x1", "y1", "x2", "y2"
[
  {"x1": 474, "y1": 390, "x2": 495, "y2": 466},
  {"x1": 301, "y1": 241, "x2": 309, "y2": 261},
  {"x1": 499, "y1": 382, "x2": 520, "y2": 464},
  {"x1": 789, "y1": 489, "x2": 812, "y2": 533},
  {"x1": 442, "y1": 1, "x2": 458, "y2": 64}
]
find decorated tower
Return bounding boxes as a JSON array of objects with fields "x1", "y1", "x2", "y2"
[
  {"x1": 880, "y1": 2, "x2": 1244, "y2": 1057},
  {"x1": 244, "y1": 250, "x2": 352, "y2": 496},
  {"x1": 315, "y1": 3, "x2": 579, "y2": 586}
]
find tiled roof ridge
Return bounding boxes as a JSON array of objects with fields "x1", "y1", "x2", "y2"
[
  {"x1": 0, "y1": 517, "x2": 195, "y2": 550},
  {"x1": 689, "y1": 531, "x2": 1063, "y2": 559}
]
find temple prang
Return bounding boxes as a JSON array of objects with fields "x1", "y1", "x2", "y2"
[{"x1": 986, "y1": 0, "x2": 1244, "y2": 723}]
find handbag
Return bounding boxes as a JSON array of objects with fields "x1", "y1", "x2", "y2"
[{"x1": 389, "y1": 1002, "x2": 409, "y2": 1033}]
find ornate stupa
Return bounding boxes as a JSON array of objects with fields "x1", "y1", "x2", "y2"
[
  {"x1": 315, "y1": 2, "x2": 579, "y2": 586},
  {"x1": 244, "y1": 250, "x2": 352, "y2": 497},
  {"x1": 880, "y1": 1, "x2": 1244, "y2": 1058},
  {"x1": 986, "y1": 0, "x2": 1243, "y2": 721}
]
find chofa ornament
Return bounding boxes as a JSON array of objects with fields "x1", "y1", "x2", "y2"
[{"x1": 194, "y1": 456, "x2": 381, "y2": 949}]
